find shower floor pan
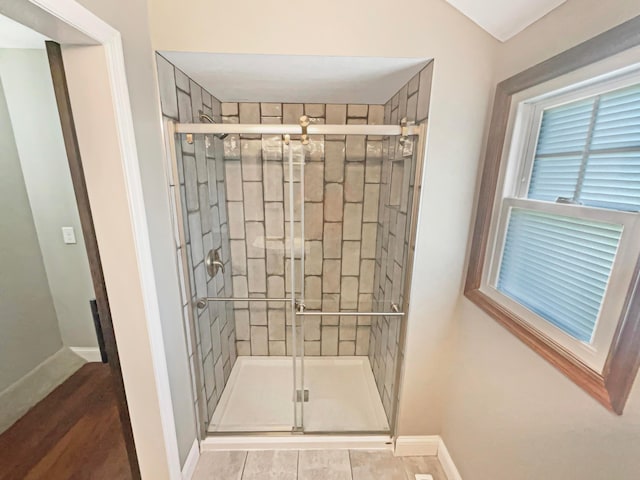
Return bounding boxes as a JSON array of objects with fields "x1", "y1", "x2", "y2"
[{"x1": 208, "y1": 356, "x2": 389, "y2": 433}]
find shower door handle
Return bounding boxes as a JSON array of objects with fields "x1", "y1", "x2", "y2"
[{"x1": 206, "y1": 249, "x2": 224, "y2": 277}]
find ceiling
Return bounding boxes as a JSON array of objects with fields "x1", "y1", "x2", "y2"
[
  {"x1": 160, "y1": 52, "x2": 430, "y2": 104},
  {"x1": 0, "y1": 14, "x2": 48, "y2": 49},
  {"x1": 446, "y1": 0, "x2": 567, "y2": 41}
]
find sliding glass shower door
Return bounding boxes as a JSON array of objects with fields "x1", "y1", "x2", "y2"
[
  {"x1": 168, "y1": 112, "x2": 425, "y2": 436},
  {"x1": 294, "y1": 130, "x2": 414, "y2": 434}
]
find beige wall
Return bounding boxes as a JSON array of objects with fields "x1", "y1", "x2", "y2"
[
  {"x1": 442, "y1": 2, "x2": 640, "y2": 479},
  {"x1": 0, "y1": 48, "x2": 97, "y2": 349},
  {"x1": 0, "y1": 76, "x2": 63, "y2": 391},
  {"x1": 67, "y1": 0, "x2": 198, "y2": 468},
  {"x1": 149, "y1": 0, "x2": 498, "y2": 435},
  {"x1": 61, "y1": 44, "x2": 181, "y2": 478}
]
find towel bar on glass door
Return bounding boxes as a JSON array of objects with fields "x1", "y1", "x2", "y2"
[
  {"x1": 195, "y1": 297, "x2": 290, "y2": 309},
  {"x1": 293, "y1": 311, "x2": 404, "y2": 317}
]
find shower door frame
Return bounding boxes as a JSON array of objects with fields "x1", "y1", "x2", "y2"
[{"x1": 167, "y1": 119, "x2": 427, "y2": 440}]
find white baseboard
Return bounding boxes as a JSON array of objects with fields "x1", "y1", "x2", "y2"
[
  {"x1": 394, "y1": 435, "x2": 440, "y2": 456},
  {"x1": 181, "y1": 439, "x2": 200, "y2": 480},
  {"x1": 70, "y1": 347, "x2": 102, "y2": 362},
  {"x1": 0, "y1": 347, "x2": 85, "y2": 434},
  {"x1": 394, "y1": 435, "x2": 462, "y2": 479},
  {"x1": 202, "y1": 435, "x2": 392, "y2": 451},
  {"x1": 437, "y1": 438, "x2": 462, "y2": 480}
]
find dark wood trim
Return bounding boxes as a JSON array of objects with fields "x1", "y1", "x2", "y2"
[
  {"x1": 465, "y1": 15, "x2": 640, "y2": 415},
  {"x1": 45, "y1": 41, "x2": 141, "y2": 478}
]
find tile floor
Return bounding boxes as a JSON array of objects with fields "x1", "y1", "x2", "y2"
[{"x1": 192, "y1": 450, "x2": 447, "y2": 480}]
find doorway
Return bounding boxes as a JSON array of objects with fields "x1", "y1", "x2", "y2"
[{"x1": 0, "y1": 13, "x2": 139, "y2": 480}]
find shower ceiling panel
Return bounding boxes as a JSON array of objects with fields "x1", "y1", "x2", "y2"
[{"x1": 158, "y1": 52, "x2": 430, "y2": 104}]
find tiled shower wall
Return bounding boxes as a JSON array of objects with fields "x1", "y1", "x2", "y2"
[
  {"x1": 221, "y1": 103, "x2": 385, "y2": 357},
  {"x1": 156, "y1": 54, "x2": 237, "y2": 423},
  {"x1": 369, "y1": 62, "x2": 434, "y2": 418}
]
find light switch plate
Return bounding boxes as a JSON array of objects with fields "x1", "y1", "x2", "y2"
[
  {"x1": 415, "y1": 475, "x2": 434, "y2": 480},
  {"x1": 62, "y1": 226, "x2": 77, "y2": 244}
]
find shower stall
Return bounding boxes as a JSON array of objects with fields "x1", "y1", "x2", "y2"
[{"x1": 156, "y1": 54, "x2": 432, "y2": 441}]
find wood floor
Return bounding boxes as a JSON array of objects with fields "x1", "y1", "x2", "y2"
[{"x1": 0, "y1": 363, "x2": 132, "y2": 480}]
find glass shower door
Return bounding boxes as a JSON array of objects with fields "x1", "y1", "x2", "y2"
[{"x1": 285, "y1": 138, "x2": 306, "y2": 432}]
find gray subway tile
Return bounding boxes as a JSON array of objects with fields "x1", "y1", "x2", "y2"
[
  {"x1": 283, "y1": 103, "x2": 304, "y2": 124},
  {"x1": 324, "y1": 141, "x2": 345, "y2": 182},
  {"x1": 305, "y1": 202, "x2": 323, "y2": 240},
  {"x1": 340, "y1": 316, "x2": 357, "y2": 341},
  {"x1": 360, "y1": 223, "x2": 378, "y2": 258},
  {"x1": 249, "y1": 301, "x2": 267, "y2": 326},
  {"x1": 321, "y1": 326, "x2": 339, "y2": 355},
  {"x1": 261, "y1": 102, "x2": 282, "y2": 117},
  {"x1": 356, "y1": 326, "x2": 371, "y2": 355},
  {"x1": 339, "y1": 341, "x2": 356, "y2": 356},
  {"x1": 305, "y1": 276, "x2": 322, "y2": 309},
  {"x1": 269, "y1": 341, "x2": 286, "y2": 356},
  {"x1": 341, "y1": 276, "x2": 359, "y2": 309},
  {"x1": 227, "y1": 202, "x2": 245, "y2": 239},
  {"x1": 250, "y1": 326, "x2": 268, "y2": 356},
  {"x1": 234, "y1": 309, "x2": 250, "y2": 340},
  {"x1": 245, "y1": 222, "x2": 266, "y2": 258},
  {"x1": 305, "y1": 103, "x2": 325, "y2": 118},
  {"x1": 324, "y1": 184, "x2": 344, "y2": 222},
  {"x1": 323, "y1": 223, "x2": 342, "y2": 259},
  {"x1": 241, "y1": 139, "x2": 263, "y2": 181},
  {"x1": 265, "y1": 202, "x2": 285, "y2": 238},
  {"x1": 224, "y1": 162, "x2": 243, "y2": 201},
  {"x1": 323, "y1": 259, "x2": 341, "y2": 293},
  {"x1": 247, "y1": 258, "x2": 266, "y2": 293},
  {"x1": 346, "y1": 135, "x2": 366, "y2": 161},
  {"x1": 304, "y1": 162, "x2": 324, "y2": 202},
  {"x1": 239, "y1": 102, "x2": 260, "y2": 123},
  {"x1": 268, "y1": 309, "x2": 285, "y2": 340},
  {"x1": 363, "y1": 184, "x2": 380, "y2": 222},
  {"x1": 342, "y1": 241, "x2": 361, "y2": 276},
  {"x1": 348, "y1": 104, "x2": 368, "y2": 118},
  {"x1": 221, "y1": 102, "x2": 238, "y2": 116},
  {"x1": 306, "y1": 240, "x2": 323, "y2": 275},
  {"x1": 344, "y1": 163, "x2": 365, "y2": 202},
  {"x1": 236, "y1": 340, "x2": 251, "y2": 356},
  {"x1": 326, "y1": 104, "x2": 347, "y2": 125},
  {"x1": 368, "y1": 105, "x2": 385, "y2": 125},
  {"x1": 343, "y1": 203, "x2": 363, "y2": 240},
  {"x1": 263, "y1": 162, "x2": 284, "y2": 201},
  {"x1": 243, "y1": 182, "x2": 264, "y2": 221},
  {"x1": 184, "y1": 155, "x2": 199, "y2": 210},
  {"x1": 156, "y1": 55, "x2": 178, "y2": 119}
]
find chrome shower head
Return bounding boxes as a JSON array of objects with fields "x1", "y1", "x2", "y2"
[{"x1": 198, "y1": 111, "x2": 228, "y2": 140}]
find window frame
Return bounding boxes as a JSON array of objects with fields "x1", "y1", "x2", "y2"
[
  {"x1": 483, "y1": 72, "x2": 640, "y2": 372},
  {"x1": 465, "y1": 15, "x2": 640, "y2": 414}
]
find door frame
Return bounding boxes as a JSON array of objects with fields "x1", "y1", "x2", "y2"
[
  {"x1": 45, "y1": 40, "x2": 140, "y2": 479},
  {"x1": 14, "y1": 0, "x2": 183, "y2": 478}
]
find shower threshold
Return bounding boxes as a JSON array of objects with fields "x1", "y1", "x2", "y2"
[{"x1": 208, "y1": 356, "x2": 390, "y2": 434}]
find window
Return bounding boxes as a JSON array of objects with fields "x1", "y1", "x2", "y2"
[
  {"x1": 484, "y1": 76, "x2": 640, "y2": 372},
  {"x1": 466, "y1": 16, "x2": 640, "y2": 415}
]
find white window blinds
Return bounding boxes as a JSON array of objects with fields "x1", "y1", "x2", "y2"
[
  {"x1": 529, "y1": 83, "x2": 640, "y2": 212},
  {"x1": 498, "y1": 209, "x2": 622, "y2": 342}
]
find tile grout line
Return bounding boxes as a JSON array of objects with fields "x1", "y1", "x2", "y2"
[{"x1": 239, "y1": 450, "x2": 248, "y2": 480}]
